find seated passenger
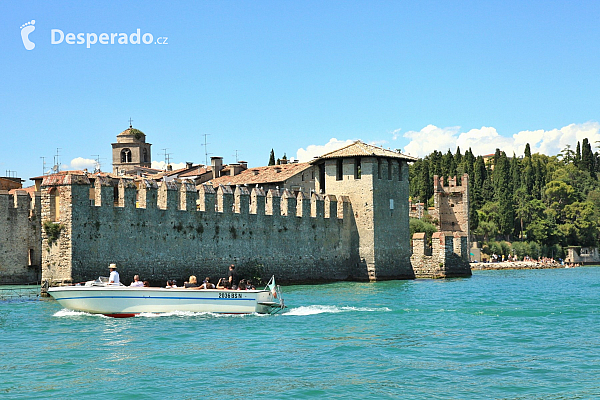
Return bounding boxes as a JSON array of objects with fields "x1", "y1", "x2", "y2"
[
  {"x1": 130, "y1": 275, "x2": 144, "y2": 287},
  {"x1": 246, "y1": 280, "x2": 255, "y2": 290},
  {"x1": 216, "y1": 278, "x2": 231, "y2": 290},
  {"x1": 201, "y1": 277, "x2": 215, "y2": 289},
  {"x1": 143, "y1": 281, "x2": 150, "y2": 287},
  {"x1": 237, "y1": 279, "x2": 246, "y2": 290},
  {"x1": 184, "y1": 275, "x2": 199, "y2": 288}
]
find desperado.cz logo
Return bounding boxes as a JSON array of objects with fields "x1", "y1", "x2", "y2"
[{"x1": 20, "y1": 20, "x2": 168, "y2": 50}]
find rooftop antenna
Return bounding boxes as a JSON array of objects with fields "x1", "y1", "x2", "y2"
[
  {"x1": 40, "y1": 156, "x2": 47, "y2": 175},
  {"x1": 162, "y1": 148, "x2": 172, "y2": 167},
  {"x1": 201, "y1": 134, "x2": 211, "y2": 166},
  {"x1": 5, "y1": 170, "x2": 17, "y2": 178},
  {"x1": 53, "y1": 148, "x2": 61, "y2": 173},
  {"x1": 233, "y1": 150, "x2": 240, "y2": 163},
  {"x1": 91, "y1": 155, "x2": 104, "y2": 173}
]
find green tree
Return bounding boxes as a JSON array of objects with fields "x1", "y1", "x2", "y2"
[{"x1": 268, "y1": 149, "x2": 275, "y2": 166}]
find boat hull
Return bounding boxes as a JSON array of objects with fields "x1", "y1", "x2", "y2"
[{"x1": 48, "y1": 286, "x2": 282, "y2": 316}]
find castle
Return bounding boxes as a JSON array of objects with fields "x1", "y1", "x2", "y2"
[{"x1": 0, "y1": 126, "x2": 472, "y2": 286}]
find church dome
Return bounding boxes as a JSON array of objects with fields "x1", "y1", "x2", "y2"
[{"x1": 117, "y1": 127, "x2": 146, "y2": 143}]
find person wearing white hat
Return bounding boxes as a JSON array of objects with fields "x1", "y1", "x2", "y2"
[{"x1": 108, "y1": 263, "x2": 120, "y2": 285}]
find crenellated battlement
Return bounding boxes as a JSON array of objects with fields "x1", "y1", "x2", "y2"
[
  {"x1": 45, "y1": 175, "x2": 349, "y2": 221},
  {"x1": 0, "y1": 190, "x2": 42, "y2": 284}
]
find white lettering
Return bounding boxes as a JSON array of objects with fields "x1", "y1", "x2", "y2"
[
  {"x1": 65, "y1": 33, "x2": 75, "y2": 44},
  {"x1": 86, "y1": 33, "x2": 97, "y2": 48},
  {"x1": 51, "y1": 29, "x2": 64, "y2": 44},
  {"x1": 77, "y1": 33, "x2": 84, "y2": 44},
  {"x1": 130, "y1": 29, "x2": 140, "y2": 44},
  {"x1": 118, "y1": 33, "x2": 127, "y2": 44},
  {"x1": 110, "y1": 33, "x2": 118, "y2": 44},
  {"x1": 99, "y1": 33, "x2": 109, "y2": 44},
  {"x1": 142, "y1": 33, "x2": 152, "y2": 44}
]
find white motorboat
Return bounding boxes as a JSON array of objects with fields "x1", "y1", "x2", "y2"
[{"x1": 48, "y1": 276, "x2": 285, "y2": 318}]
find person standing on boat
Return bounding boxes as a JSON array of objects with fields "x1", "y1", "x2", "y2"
[
  {"x1": 228, "y1": 264, "x2": 239, "y2": 290},
  {"x1": 108, "y1": 263, "x2": 120, "y2": 285}
]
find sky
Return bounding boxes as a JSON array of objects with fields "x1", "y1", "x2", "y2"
[{"x1": 2, "y1": 1, "x2": 600, "y2": 184}]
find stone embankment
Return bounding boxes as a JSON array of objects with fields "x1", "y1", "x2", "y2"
[{"x1": 471, "y1": 261, "x2": 563, "y2": 270}]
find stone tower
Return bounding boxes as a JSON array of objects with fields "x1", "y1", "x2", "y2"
[
  {"x1": 112, "y1": 125, "x2": 152, "y2": 175},
  {"x1": 431, "y1": 174, "x2": 469, "y2": 239},
  {"x1": 312, "y1": 141, "x2": 417, "y2": 281}
]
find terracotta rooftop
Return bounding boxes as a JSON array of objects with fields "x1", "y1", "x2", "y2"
[
  {"x1": 179, "y1": 166, "x2": 211, "y2": 177},
  {"x1": 210, "y1": 163, "x2": 311, "y2": 187},
  {"x1": 311, "y1": 140, "x2": 417, "y2": 163}
]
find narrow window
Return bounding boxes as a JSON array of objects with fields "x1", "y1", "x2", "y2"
[
  {"x1": 354, "y1": 158, "x2": 361, "y2": 179},
  {"x1": 378, "y1": 159, "x2": 382, "y2": 179},
  {"x1": 387, "y1": 160, "x2": 392, "y2": 180},
  {"x1": 143, "y1": 148, "x2": 148, "y2": 163},
  {"x1": 336, "y1": 159, "x2": 343, "y2": 181}
]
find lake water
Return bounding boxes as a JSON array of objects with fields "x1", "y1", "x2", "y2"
[{"x1": 1, "y1": 267, "x2": 599, "y2": 399}]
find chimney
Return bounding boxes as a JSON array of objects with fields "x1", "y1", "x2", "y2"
[
  {"x1": 280, "y1": 158, "x2": 288, "y2": 165},
  {"x1": 252, "y1": 169, "x2": 259, "y2": 176},
  {"x1": 211, "y1": 157, "x2": 223, "y2": 179},
  {"x1": 186, "y1": 162, "x2": 193, "y2": 169},
  {"x1": 274, "y1": 167, "x2": 282, "y2": 173},
  {"x1": 239, "y1": 161, "x2": 248, "y2": 170}
]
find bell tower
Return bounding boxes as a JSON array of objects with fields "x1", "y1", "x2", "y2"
[{"x1": 111, "y1": 120, "x2": 152, "y2": 175}]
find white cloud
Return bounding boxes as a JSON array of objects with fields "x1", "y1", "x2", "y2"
[
  {"x1": 402, "y1": 122, "x2": 600, "y2": 158},
  {"x1": 152, "y1": 161, "x2": 187, "y2": 171},
  {"x1": 296, "y1": 138, "x2": 355, "y2": 162},
  {"x1": 403, "y1": 125, "x2": 461, "y2": 157},
  {"x1": 70, "y1": 157, "x2": 97, "y2": 171}
]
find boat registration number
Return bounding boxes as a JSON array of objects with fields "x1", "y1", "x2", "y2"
[{"x1": 219, "y1": 292, "x2": 243, "y2": 299}]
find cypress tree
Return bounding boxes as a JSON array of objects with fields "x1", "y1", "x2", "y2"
[
  {"x1": 524, "y1": 143, "x2": 531, "y2": 159},
  {"x1": 575, "y1": 141, "x2": 581, "y2": 166},
  {"x1": 495, "y1": 152, "x2": 514, "y2": 239},
  {"x1": 268, "y1": 149, "x2": 275, "y2": 166},
  {"x1": 582, "y1": 138, "x2": 595, "y2": 177}
]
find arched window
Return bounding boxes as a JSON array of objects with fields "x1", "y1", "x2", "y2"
[{"x1": 121, "y1": 148, "x2": 132, "y2": 163}]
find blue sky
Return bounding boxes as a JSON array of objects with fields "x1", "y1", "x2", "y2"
[{"x1": 2, "y1": 1, "x2": 600, "y2": 183}]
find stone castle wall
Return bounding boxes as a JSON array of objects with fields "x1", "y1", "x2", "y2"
[
  {"x1": 410, "y1": 232, "x2": 471, "y2": 278},
  {"x1": 41, "y1": 176, "x2": 360, "y2": 285},
  {"x1": 0, "y1": 190, "x2": 41, "y2": 284}
]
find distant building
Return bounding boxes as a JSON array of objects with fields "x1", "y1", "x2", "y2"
[
  {"x1": 209, "y1": 160, "x2": 314, "y2": 195},
  {"x1": 0, "y1": 177, "x2": 24, "y2": 191},
  {"x1": 112, "y1": 125, "x2": 152, "y2": 175}
]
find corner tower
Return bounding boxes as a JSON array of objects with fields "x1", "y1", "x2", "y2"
[
  {"x1": 112, "y1": 124, "x2": 152, "y2": 175},
  {"x1": 311, "y1": 141, "x2": 417, "y2": 281}
]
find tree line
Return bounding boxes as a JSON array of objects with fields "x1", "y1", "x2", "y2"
[{"x1": 407, "y1": 139, "x2": 600, "y2": 259}]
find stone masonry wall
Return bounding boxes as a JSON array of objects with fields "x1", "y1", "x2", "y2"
[
  {"x1": 41, "y1": 176, "x2": 360, "y2": 285},
  {"x1": 410, "y1": 232, "x2": 471, "y2": 278},
  {"x1": 0, "y1": 190, "x2": 41, "y2": 284}
]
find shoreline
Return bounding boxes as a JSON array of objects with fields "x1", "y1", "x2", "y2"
[{"x1": 471, "y1": 261, "x2": 564, "y2": 270}]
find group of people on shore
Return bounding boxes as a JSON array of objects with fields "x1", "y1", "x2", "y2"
[{"x1": 108, "y1": 263, "x2": 254, "y2": 290}]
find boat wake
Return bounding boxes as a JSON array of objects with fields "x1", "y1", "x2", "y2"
[
  {"x1": 53, "y1": 309, "x2": 107, "y2": 318},
  {"x1": 284, "y1": 305, "x2": 391, "y2": 316}
]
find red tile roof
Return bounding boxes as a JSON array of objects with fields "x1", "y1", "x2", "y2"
[
  {"x1": 311, "y1": 140, "x2": 417, "y2": 162},
  {"x1": 210, "y1": 163, "x2": 312, "y2": 187}
]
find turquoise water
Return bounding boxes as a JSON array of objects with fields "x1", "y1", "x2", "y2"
[{"x1": 1, "y1": 267, "x2": 599, "y2": 399}]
